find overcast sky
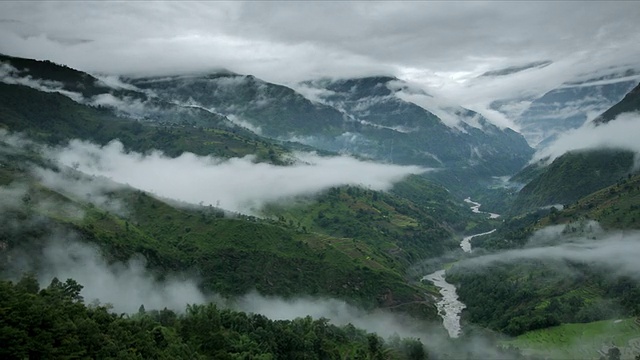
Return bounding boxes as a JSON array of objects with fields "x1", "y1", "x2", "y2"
[{"x1": 1, "y1": 1, "x2": 639, "y2": 118}]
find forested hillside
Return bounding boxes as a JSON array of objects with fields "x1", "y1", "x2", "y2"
[{"x1": 0, "y1": 275, "x2": 429, "y2": 360}]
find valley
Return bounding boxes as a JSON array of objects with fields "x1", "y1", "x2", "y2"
[{"x1": 1, "y1": 26, "x2": 640, "y2": 359}]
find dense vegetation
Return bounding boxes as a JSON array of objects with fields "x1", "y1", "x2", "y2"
[
  {"x1": 475, "y1": 173, "x2": 640, "y2": 251},
  {"x1": 0, "y1": 275, "x2": 429, "y2": 359},
  {"x1": 0, "y1": 154, "x2": 437, "y2": 317},
  {"x1": 0, "y1": 58, "x2": 475, "y2": 319},
  {"x1": 263, "y1": 184, "x2": 460, "y2": 269},
  {"x1": 449, "y1": 175, "x2": 640, "y2": 338},
  {"x1": 448, "y1": 259, "x2": 640, "y2": 336}
]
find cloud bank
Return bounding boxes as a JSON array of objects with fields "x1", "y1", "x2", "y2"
[
  {"x1": 458, "y1": 224, "x2": 640, "y2": 280},
  {"x1": 47, "y1": 139, "x2": 426, "y2": 214},
  {"x1": 1, "y1": 2, "x2": 639, "y2": 132},
  {"x1": 532, "y1": 112, "x2": 640, "y2": 163}
]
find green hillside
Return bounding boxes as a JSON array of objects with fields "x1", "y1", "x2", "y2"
[
  {"x1": 0, "y1": 153, "x2": 438, "y2": 318},
  {"x1": 0, "y1": 58, "x2": 476, "y2": 321},
  {"x1": 535, "y1": 173, "x2": 640, "y2": 230},
  {"x1": 511, "y1": 80, "x2": 640, "y2": 215},
  {"x1": 447, "y1": 258, "x2": 640, "y2": 337},
  {"x1": 511, "y1": 149, "x2": 635, "y2": 213},
  {"x1": 263, "y1": 184, "x2": 459, "y2": 270},
  {"x1": 451, "y1": 172, "x2": 640, "y2": 338}
]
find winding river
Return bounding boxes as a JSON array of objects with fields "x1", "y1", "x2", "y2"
[{"x1": 424, "y1": 198, "x2": 499, "y2": 338}]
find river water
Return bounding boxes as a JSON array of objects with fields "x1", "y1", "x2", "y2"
[
  {"x1": 464, "y1": 197, "x2": 501, "y2": 219},
  {"x1": 424, "y1": 198, "x2": 499, "y2": 338}
]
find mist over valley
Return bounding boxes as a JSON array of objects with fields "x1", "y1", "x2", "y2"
[{"x1": 1, "y1": 2, "x2": 640, "y2": 359}]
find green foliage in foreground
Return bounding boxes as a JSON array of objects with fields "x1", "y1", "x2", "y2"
[
  {"x1": 0, "y1": 275, "x2": 428, "y2": 360},
  {"x1": 503, "y1": 317, "x2": 640, "y2": 360}
]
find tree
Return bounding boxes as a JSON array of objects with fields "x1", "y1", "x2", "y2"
[{"x1": 608, "y1": 347, "x2": 621, "y2": 360}]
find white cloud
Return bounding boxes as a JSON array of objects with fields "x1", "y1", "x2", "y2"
[
  {"x1": 47, "y1": 139, "x2": 427, "y2": 214},
  {"x1": 32, "y1": 166, "x2": 128, "y2": 216},
  {"x1": 94, "y1": 74, "x2": 143, "y2": 91},
  {"x1": 0, "y1": 61, "x2": 84, "y2": 102},
  {"x1": 533, "y1": 112, "x2": 640, "y2": 163},
  {"x1": 1, "y1": 2, "x2": 638, "y2": 119},
  {"x1": 459, "y1": 224, "x2": 640, "y2": 281}
]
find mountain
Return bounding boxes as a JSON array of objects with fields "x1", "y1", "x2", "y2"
[
  {"x1": 455, "y1": 85, "x2": 640, "y2": 337},
  {"x1": 131, "y1": 74, "x2": 533, "y2": 185},
  {"x1": 300, "y1": 77, "x2": 533, "y2": 173},
  {"x1": 0, "y1": 54, "x2": 493, "y2": 320},
  {"x1": 0, "y1": 53, "x2": 271, "y2": 135},
  {"x1": 0, "y1": 117, "x2": 449, "y2": 318},
  {"x1": 491, "y1": 66, "x2": 640, "y2": 147},
  {"x1": 1, "y1": 53, "x2": 533, "y2": 190},
  {"x1": 509, "y1": 80, "x2": 640, "y2": 214},
  {"x1": 130, "y1": 73, "x2": 348, "y2": 138}
]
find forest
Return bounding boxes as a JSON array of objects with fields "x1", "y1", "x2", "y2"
[{"x1": 0, "y1": 275, "x2": 429, "y2": 360}]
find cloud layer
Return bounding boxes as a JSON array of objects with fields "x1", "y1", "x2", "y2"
[
  {"x1": 533, "y1": 112, "x2": 640, "y2": 163},
  {"x1": 1, "y1": 2, "x2": 639, "y2": 127},
  {"x1": 47, "y1": 139, "x2": 426, "y2": 214},
  {"x1": 458, "y1": 223, "x2": 640, "y2": 280}
]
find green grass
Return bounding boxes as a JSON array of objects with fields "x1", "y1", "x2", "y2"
[{"x1": 503, "y1": 318, "x2": 640, "y2": 359}]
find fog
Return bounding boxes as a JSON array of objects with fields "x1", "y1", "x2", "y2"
[
  {"x1": 5, "y1": 233, "x2": 514, "y2": 358},
  {"x1": 457, "y1": 223, "x2": 640, "y2": 280},
  {"x1": 32, "y1": 166, "x2": 128, "y2": 216},
  {"x1": 0, "y1": 171, "x2": 511, "y2": 358},
  {"x1": 25, "y1": 236, "x2": 206, "y2": 313},
  {"x1": 46, "y1": 138, "x2": 427, "y2": 214}
]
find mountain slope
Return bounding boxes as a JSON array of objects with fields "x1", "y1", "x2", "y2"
[
  {"x1": 131, "y1": 74, "x2": 533, "y2": 183},
  {"x1": 510, "y1": 81, "x2": 640, "y2": 214},
  {"x1": 301, "y1": 77, "x2": 533, "y2": 173},
  {"x1": 595, "y1": 82, "x2": 640, "y2": 124},
  {"x1": 0, "y1": 147, "x2": 439, "y2": 317},
  {"x1": 0, "y1": 82, "x2": 293, "y2": 162},
  {"x1": 511, "y1": 150, "x2": 636, "y2": 212},
  {"x1": 131, "y1": 73, "x2": 348, "y2": 138}
]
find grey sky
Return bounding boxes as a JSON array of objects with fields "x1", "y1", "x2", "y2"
[{"x1": 1, "y1": 1, "x2": 639, "y2": 123}]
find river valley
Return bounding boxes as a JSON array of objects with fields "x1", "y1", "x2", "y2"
[{"x1": 424, "y1": 199, "x2": 499, "y2": 338}]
